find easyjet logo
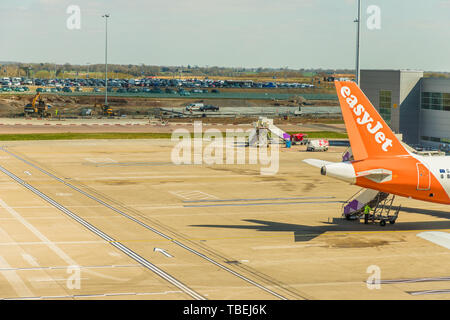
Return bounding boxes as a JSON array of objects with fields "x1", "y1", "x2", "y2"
[{"x1": 341, "y1": 86, "x2": 393, "y2": 152}]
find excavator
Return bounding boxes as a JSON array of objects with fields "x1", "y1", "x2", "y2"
[
  {"x1": 93, "y1": 100, "x2": 114, "y2": 116},
  {"x1": 24, "y1": 93, "x2": 52, "y2": 118}
]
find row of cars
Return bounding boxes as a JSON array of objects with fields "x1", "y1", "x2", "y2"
[
  {"x1": 1, "y1": 86, "x2": 30, "y2": 92},
  {"x1": 2, "y1": 76, "x2": 315, "y2": 90}
]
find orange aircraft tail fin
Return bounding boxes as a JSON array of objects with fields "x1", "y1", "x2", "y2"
[{"x1": 334, "y1": 80, "x2": 409, "y2": 160}]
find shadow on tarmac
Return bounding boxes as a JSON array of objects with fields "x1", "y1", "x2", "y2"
[{"x1": 192, "y1": 207, "x2": 450, "y2": 242}]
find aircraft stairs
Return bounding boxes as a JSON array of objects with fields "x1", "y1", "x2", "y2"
[{"x1": 342, "y1": 188, "x2": 401, "y2": 226}]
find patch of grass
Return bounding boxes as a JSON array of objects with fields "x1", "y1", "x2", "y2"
[{"x1": 0, "y1": 132, "x2": 173, "y2": 141}]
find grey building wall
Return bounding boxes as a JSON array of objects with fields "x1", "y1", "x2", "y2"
[
  {"x1": 360, "y1": 69, "x2": 423, "y2": 145},
  {"x1": 420, "y1": 78, "x2": 450, "y2": 147},
  {"x1": 398, "y1": 71, "x2": 423, "y2": 145},
  {"x1": 360, "y1": 70, "x2": 401, "y2": 132}
]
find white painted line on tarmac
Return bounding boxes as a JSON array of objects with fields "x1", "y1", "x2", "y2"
[
  {"x1": 169, "y1": 190, "x2": 218, "y2": 200},
  {"x1": 21, "y1": 254, "x2": 39, "y2": 267},
  {"x1": 0, "y1": 255, "x2": 34, "y2": 297},
  {"x1": 408, "y1": 289, "x2": 450, "y2": 296},
  {"x1": 0, "y1": 198, "x2": 126, "y2": 283},
  {"x1": 1, "y1": 290, "x2": 184, "y2": 300},
  {"x1": 0, "y1": 198, "x2": 79, "y2": 266},
  {"x1": 0, "y1": 240, "x2": 106, "y2": 246},
  {"x1": 84, "y1": 158, "x2": 117, "y2": 163},
  {"x1": 417, "y1": 231, "x2": 450, "y2": 249},
  {"x1": 0, "y1": 171, "x2": 204, "y2": 299}
]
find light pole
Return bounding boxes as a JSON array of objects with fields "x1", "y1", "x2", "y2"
[
  {"x1": 86, "y1": 62, "x2": 90, "y2": 79},
  {"x1": 102, "y1": 14, "x2": 110, "y2": 107},
  {"x1": 354, "y1": 0, "x2": 361, "y2": 86}
]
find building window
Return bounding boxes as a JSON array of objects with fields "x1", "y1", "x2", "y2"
[
  {"x1": 422, "y1": 92, "x2": 450, "y2": 111},
  {"x1": 421, "y1": 92, "x2": 430, "y2": 109},
  {"x1": 444, "y1": 93, "x2": 450, "y2": 111},
  {"x1": 379, "y1": 90, "x2": 392, "y2": 125},
  {"x1": 421, "y1": 136, "x2": 450, "y2": 144}
]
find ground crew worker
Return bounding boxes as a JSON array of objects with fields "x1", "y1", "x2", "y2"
[{"x1": 364, "y1": 204, "x2": 371, "y2": 224}]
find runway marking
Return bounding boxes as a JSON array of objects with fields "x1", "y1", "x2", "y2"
[
  {"x1": 0, "y1": 240, "x2": 107, "y2": 246},
  {"x1": 0, "y1": 264, "x2": 140, "y2": 272},
  {"x1": 84, "y1": 158, "x2": 117, "y2": 163},
  {"x1": 78, "y1": 174, "x2": 248, "y2": 180},
  {"x1": 21, "y1": 254, "x2": 39, "y2": 267},
  {"x1": 380, "y1": 276, "x2": 450, "y2": 284},
  {"x1": 253, "y1": 243, "x2": 327, "y2": 250},
  {"x1": 0, "y1": 148, "x2": 296, "y2": 300},
  {"x1": 183, "y1": 196, "x2": 336, "y2": 203},
  {"x1": 417, "y1": 231, "x2": 450, "y2": 249},
  {"x1": 1, "y1": 290, "x2": 184, "y2": 300},
  {"x1": 0, "y1": 198, "x2": 80, "y2": 267},
  {"x1": 169, "y1": 190, "x2": 218, "y2": 201},
  {"x1": 0, "y1": 168, "x2": 205, "y2": 300},
  {"x1": 408, "y1": 289, "x2": 450, "y2": 296},
  {"x1": 0, "y1": 255, "x2": 34, "y2": 297},
  {"x1": 184, "y1": 200, "x2": 343, "y2": 207}
]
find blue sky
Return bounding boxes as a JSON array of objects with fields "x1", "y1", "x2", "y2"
[{"x1": 0, "y1": 0, "x2": 449, "y2": 71}]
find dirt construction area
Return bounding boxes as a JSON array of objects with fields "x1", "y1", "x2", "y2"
[
  {"x1": 0, "y1": 139, "x2": 448, "y2": 300},
  {"x1": 0, "y1": 92, "x2": 338, "y2": 118}
]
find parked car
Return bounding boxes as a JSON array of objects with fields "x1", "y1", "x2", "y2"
[
  {"x1": 200, "y1": 105, "x2": 219, "y2": 112},
  {"x1": 150, "y1": 88, "x2": 162, "y2": 93},
  {"x1": 62, "y1": 87, "x2": 72, "y2": 92},
  {"x1": 165, "y1": 88, "x2": 176, "y2": 94},
  {"x1": 186, "y1": 103, "x2": 204, "y2": 111}
]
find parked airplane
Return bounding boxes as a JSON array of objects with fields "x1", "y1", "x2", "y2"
[{"x1": 304, "y1": 81, "x2": 450, "y2": 205}]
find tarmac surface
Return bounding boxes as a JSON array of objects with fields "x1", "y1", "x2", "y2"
[
  {"x1": 0, "y1": 118, "x2": 346, "y2": 134},
  {"x1": 0, "y1": 139, "x2": 448, "y2": 300}
]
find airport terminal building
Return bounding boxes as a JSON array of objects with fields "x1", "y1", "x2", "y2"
[{"x1": 360, "y1": 70, "x2": 450, "y2": 150}]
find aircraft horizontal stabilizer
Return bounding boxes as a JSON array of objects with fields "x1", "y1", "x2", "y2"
[
  {"x1": 356, "y1": 169, "x2": 392, "y2": 183},
  {"x1": 302, "y1": 159, "x2": 334, "y2": 168}
]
